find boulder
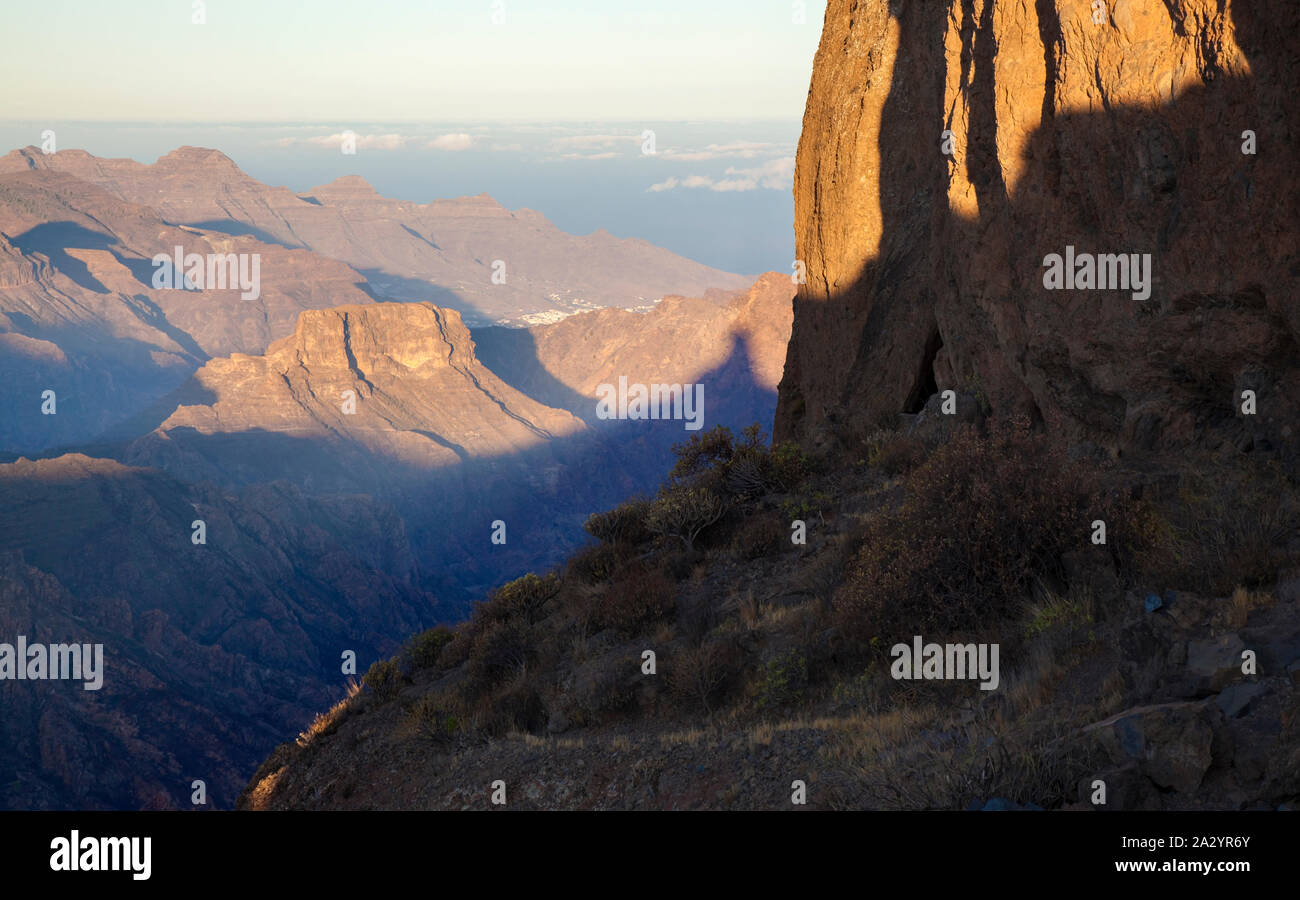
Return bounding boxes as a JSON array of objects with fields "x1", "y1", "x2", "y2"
[
  {"x1": 1087, "y1": 701, "x2": 1218, "y2": 793},
  {"x1": 1186, "y1": 634, "x2": 1247, "y2": 693}
]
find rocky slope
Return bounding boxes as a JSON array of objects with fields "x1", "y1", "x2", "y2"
[
  {"x1": 775, "y1": 0, "x2": 1299, "y2": 469},
  {"x1": 239, "y1": 421, "x2": 1300, "y2": 811},
  {"x1": 474, "y1": 271, "x2": 795, "y2": 426},
  {"x1": 238, "y1": 0, "x2": 1299, "y2": 814},
  {"x1": 0, "y1": 146, "x2": 750, "y2": 324},
  {"x1": 0, "y1": 454, "x2": 438, "y2": 809},
  {"x1": 0, "y1": 168, "x2": 374, "y2": 452}
]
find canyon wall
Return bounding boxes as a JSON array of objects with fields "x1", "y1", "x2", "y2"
[{"x1": 776, "y1": 0, "x2": 1299, "y2": 467}]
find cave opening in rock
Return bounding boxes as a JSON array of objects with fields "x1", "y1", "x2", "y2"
[{"x1": 902, "y1": 327, "x2": 943, "y2": 414}]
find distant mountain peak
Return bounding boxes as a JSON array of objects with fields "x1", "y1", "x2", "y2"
[
  {"x1": 2, "y1": 146, "x2": 103, "y2": 169},
  {"x1": 303, "y1": 174, "x2": 379, "y2": 197},
  {"x1": 434, "y1": 192, "x2": 505, "y2": 209},
  {"x1": 156, "y1": 146, "x2": 243, "y2": 170}
]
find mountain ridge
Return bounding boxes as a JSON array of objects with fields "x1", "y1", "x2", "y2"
[{"x1": 0, "y1": 145, "x2": 750, "y2": 325}]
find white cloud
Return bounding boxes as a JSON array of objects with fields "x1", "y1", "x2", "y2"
[
  {"x1": 276, "y1": 132, "x2": 410, "y2": 150},
  {"x1": 428, "y1": 133, "x2": 475, "y2": 151},
  {"x1": 646, "y1": 156, "x2": 795, "y2": 193},
  {"x1": 558, "y1": 151, "x2": 621, "y2": 160},
  {"x1": 551, "y1": 133, "x2": 640, "y2": 149},
  {"x1": 661, "y1": 141, "x2": 785, "y2": 161}
]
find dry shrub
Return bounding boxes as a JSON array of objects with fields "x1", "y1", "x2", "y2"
[
  {"x1": 1225, "y1": 587, "x2": 1274, "y2": 629},
  {"x1": 737, "y1": 588, "x2": 762, "y2": 630},
  {"x1": 467, "y1": 619, "x2": 532, "y2": 683},
  {"x1": 570, "y1": 652, "x2": 641, "y2": 724},
  {"x1": 474, "y1": 676, "x2": 547, "y2": 736},
  {"x1": 835, "y1": 418, "x2": 1126, "y2": 642},
  {"x1": 567, "y1": 541, "x2": 618, "y2": 584},
  {"x1": 660, "y1": 547, "x2": 703, "y2": 581},
  {"x1": 732, "y1": 511, "x2": 787, "y2": 560},
  {"x1": 867, "y1": 429, "x2": 927, "y2": 476},
  {"x1": 593, "y1": 564, "x2": 677, "y2": 636},
  {"x1": 832, "y1": 711, "x2": 1107, "y2": 810},
  {"x1": 1139, "y1": 458, "x2": 1300, "y2": 595},
  {"x1": 298, "y1": 680, "x2": 362, "y2": 746},
  {"x1": 668, "y1": 640, "x2": 739, "y2": 714}
]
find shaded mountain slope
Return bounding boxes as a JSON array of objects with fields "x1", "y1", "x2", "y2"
[
  {"x1": 0, "y1": 453, "x2": 439, "y2": 809},
  {"x1": 239, "y1": 421, "x2": 1300, "y2": 811},
  {"x1": 473, "y1": 271, "x2": 795, "y2": 425}
]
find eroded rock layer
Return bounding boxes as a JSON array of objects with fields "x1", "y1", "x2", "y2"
[{"x1": 776, "y1": 0, "x2": 1299, "y2": 466}]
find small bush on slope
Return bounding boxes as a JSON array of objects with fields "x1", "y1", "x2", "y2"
[
  {"x1": 834, "y1": 418, "x2": 1133, "y2": 643},
  {"x1": 1139, "y1": 456, "x2": 1300, "y2": 594}
]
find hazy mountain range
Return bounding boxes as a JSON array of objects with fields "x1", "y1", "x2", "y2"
[
  {"x1": 0, "y1": 145, "x2": 792, "y2": 808},
  {"x1": 0, "y1": 146, "x2": 751, "y2": 326}
]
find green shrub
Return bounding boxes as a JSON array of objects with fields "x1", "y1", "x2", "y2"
[
  {"x1": 403, "y1": 626, "x2": 455, "y2": 671},
  {"x1": 667, "y1": 425, "x2": 736, "y2": 484},
  {"x1": 780, "y1": 491, "x2": 833, "y2": 523},
  {"x1": 646, "y1": 487, "x2": 729, "y2": 550},
  {"x1": 831, "y1": 669, "x2": 892, "y2": 712},
  {"x1": 753, "y1": 650, "x2": 808, "y2": 711},
  {"x1": 480, "y1": 572, "x2": 561, "y2": 627},
  {"x1": 409, "y1": 694, "x2": 462, "y2": 743},
  {"x1": 363, "y1": 658, "x2": 402, "y2": 700},
  {"x1": 584, "y1": 497, "x2": 653, "y2": 546},
  {"x1": 770, "y1": 441, "x2": 811, "y2": 489},
  {"x1": 664, "y1": 422, "x2": 805, "y2": 500}
]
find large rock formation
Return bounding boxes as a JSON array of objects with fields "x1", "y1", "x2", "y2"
[
  {"x1": 125, "y1": 302, "x2": 584, "y2": 491},
  {"x1": 776, "y1": 0, "x2": 1299, "y2": 466}
]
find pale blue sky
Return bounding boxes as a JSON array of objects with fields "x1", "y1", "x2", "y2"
[{"x1": 1, "y1": 0, "x2": 826, "y2": 121}]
